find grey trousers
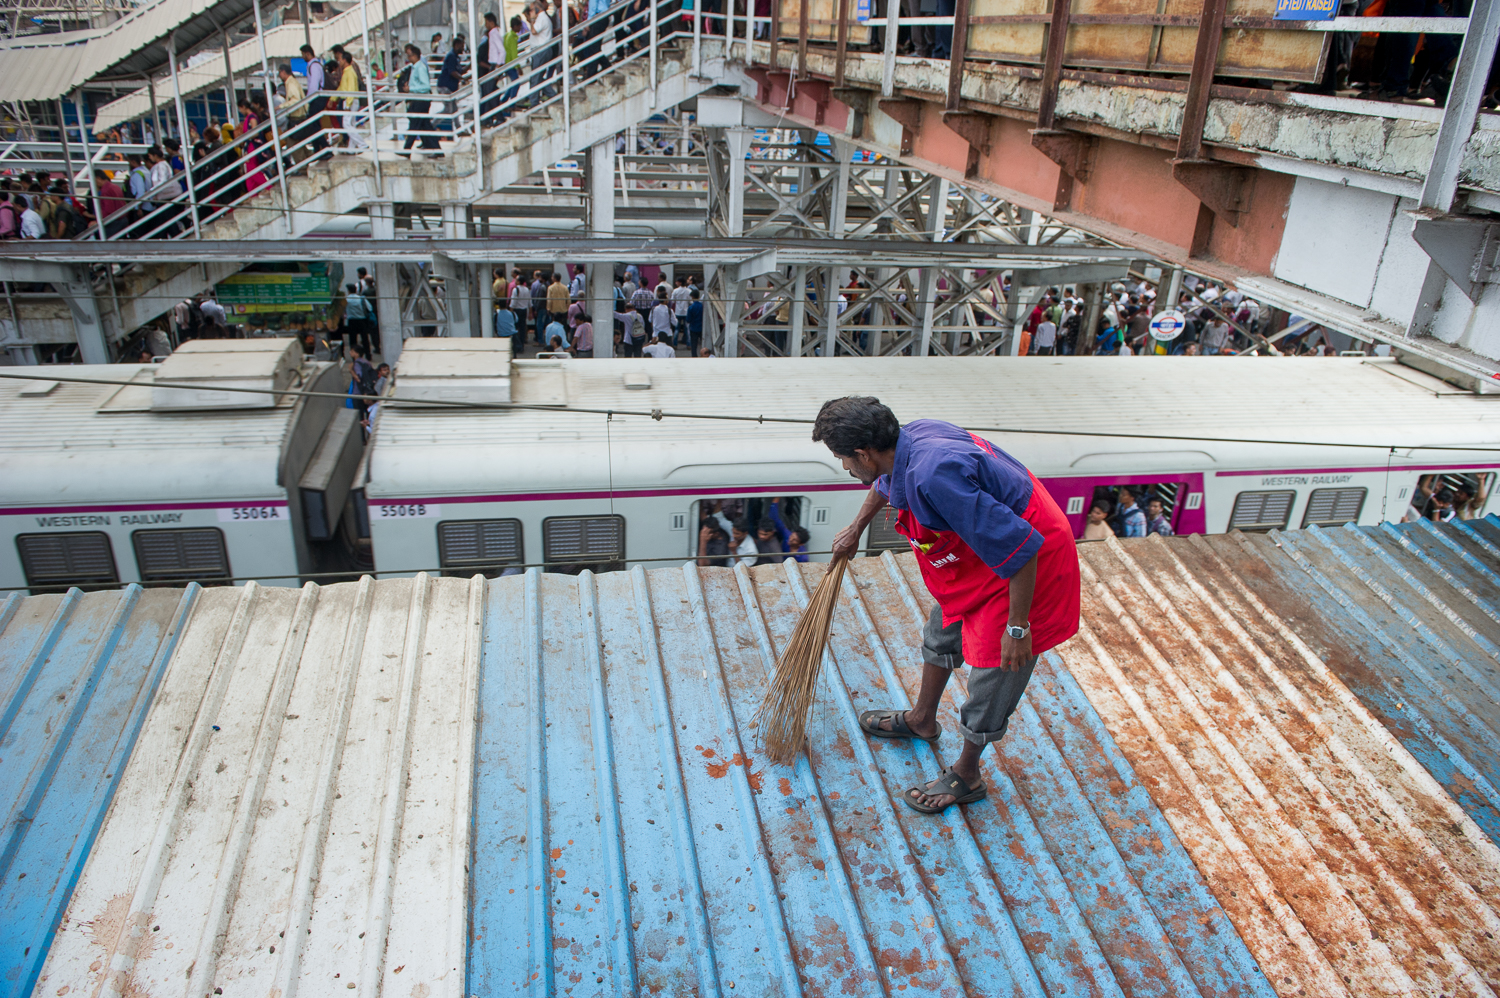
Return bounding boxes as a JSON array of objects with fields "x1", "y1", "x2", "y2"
[{"x1": 922, "y1": 605, "x2": 1036, "y2": 747}]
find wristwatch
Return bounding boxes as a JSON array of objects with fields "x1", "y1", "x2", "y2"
[{"x1": 1006, "y1": 622, "x2": 1031, "y2": 640}]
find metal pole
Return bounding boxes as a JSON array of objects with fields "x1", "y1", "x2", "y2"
[
  {"x1": 359, "y1": 0, "x2": 384, "y2": 197},
  {"x1": 75, "y1": 90, "x2": 105, "y2": 240},
  {"x1": 252, "y1": 0, "x2": 295, "y2": 230},
  {"x1": 167, "y1": 33, "x2": 203, "y2": 238},
  {"x1": 881, "y1": 0, "x2": 899, "y2": 96},
  {"x1": 466, "y1": 0, "x2": 484, "y2": 191},
  {"x1": 1165, "y1": 266, "x2": 1183, "y2": 312},
  {"x1": 55, "y1": 98, "x2": 74, "y2": 191},
  {"x1": 222, "y1": 27, "x2": 239, "y2": 127},
  {"x1": 302, "y1": 0, "x2": 312, "y2": 50},
  {"x1": 693, "y1": 0, "x2": 702, "y2": 77},
  {"x1": 789, "y1": 263, "x2": 806, "y2": 357},
  {"x1": 649, "y1": 0, "x2": 658, "y2": 107},
  {"x1": 559, "y1": 0, "x2": 571, "y2": 141},
  {"x1": 147, "y1": 75, "x2": 163, "y2": 145}
]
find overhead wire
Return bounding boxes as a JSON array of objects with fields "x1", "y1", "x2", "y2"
[{"x1": 1, "y1": 368, "x2": 1496, "y2": 453}]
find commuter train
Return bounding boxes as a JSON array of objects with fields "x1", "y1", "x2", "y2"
[
  {"x1": 4, "y1": 338, "x2": 1496, "y2": 594},
  {"x1": 0, "y1": 339, "x2": 365, "y2": 594},
  {"x1": 358, "y1": 341, "x2": 1500, "y2": 580}
]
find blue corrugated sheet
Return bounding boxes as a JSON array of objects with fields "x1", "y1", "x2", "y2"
[
  {"x1": 0, "y1": 584, "x2": 197, "y2": 998},
  {"x1": 469, "y1": 557, "x2": 1272, "y2": 997},
  {"x1": 11, "y1": 519, "x2": 1500, "y2": 998}
]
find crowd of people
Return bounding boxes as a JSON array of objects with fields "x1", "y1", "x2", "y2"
[
  {"x1": 1405, "y1": 474, "x2": 1490, "y2": 522},
  {"x1": 489, "y1": 264, "x2": 708, "y2": 359},
  {"x1": 1081, "y1": 486, "x2": 1176, "y2": 541},
  {"x1": 695, "y1": 497, "x2": 811, "y2": 567}
]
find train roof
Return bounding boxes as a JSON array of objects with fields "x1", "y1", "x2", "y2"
[
  {"x1": 366, "y1": 356, "x2": 1500, "y2": 499},
  {"x1": 0, "y1": 361, "x2": 333, "y2": 508}
]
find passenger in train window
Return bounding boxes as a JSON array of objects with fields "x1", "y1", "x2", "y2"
[
  {"x1": 1429, "y1": 489, "x2": 1457, "y2": 523},
  {"x1": 1082, "y1": 501, "x2": 1113, "y2": 541},
  {"x1": 752, "y1": 518, "x2": 784, "y2": 566},
  {"x1": 1145, "y1": 498, "x2": 1173, "y2": 537},
  {"x1": 697, "y1": 522, "x2": 729, "y2": 568},
  {"x1": 1116, "y1": 487, "x2": 1147, "y2": 538},
  {"x1": 767, "y1": 498, "x2": 809, "y2": 563}
]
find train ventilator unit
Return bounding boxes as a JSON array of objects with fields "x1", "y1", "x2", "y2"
[
  {"x1": 361, "y1": 349, "x2": 1499, "y2": 580},
  {"x1": 0, "y1": 339, "x2": 366, "y2": 594}
]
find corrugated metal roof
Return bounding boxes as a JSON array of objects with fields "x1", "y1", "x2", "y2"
[
  {"x1": 13, "y1": 520, "x2": 1500, "y2": 998},
  {"x1": 0, "y1": 0, "x2": 258, "y2": 102},
  {"x1": 1067, "y1": 528, "x2": 1500, "y2": 997},
  {"x1": 0, "y1": 584, "x2": 197, "y2": 998}
]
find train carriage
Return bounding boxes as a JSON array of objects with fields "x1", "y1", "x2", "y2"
[
  {"x1": 361, "y1": 347, "x2": 1500, "y2": 579},
  {"x1": 0, "y1": 339, "x2": 363, "y2": 594}
]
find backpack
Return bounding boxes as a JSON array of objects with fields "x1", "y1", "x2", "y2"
[{"x1": 397, "y1": 64, "x2": 412, "y2": 92}]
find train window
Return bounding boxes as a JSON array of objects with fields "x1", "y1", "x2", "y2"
[
  {"x1": 1303, "y1": 487, "x2": 1367, "y2": 528},
  {"x1": 1229, "y1": 490, "x2": 1296, "y2": 532},
  {"x1": 543, "y1": 515, "x2": 626, "y2": 574},
  {"x1": 437, "y1": 519, "x2": 524, "y2": 578},
  {"x1": 1404, "y1": 472, "x2": 1493, "y2": 521},
  {"x1": 132, "y1": 528, "x2": 232, "y2": 585},
  {"x1": 16, "y1": 532, "x2": 119, "y2": 593},
  {"x1": 865, "y1": 509, "x2": 906, "y2": 556},
  {"x1": 690, "y1": 497, "x2": 808, "y2": 560}
]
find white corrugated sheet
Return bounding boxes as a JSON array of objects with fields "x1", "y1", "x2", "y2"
[{"x1": 38, "y1": 577, "x2": 482, "y2": 998}]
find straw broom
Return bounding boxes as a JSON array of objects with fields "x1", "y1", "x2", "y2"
[{"x1": 755, "y1": 555, "x2": 849, "y2": 765}]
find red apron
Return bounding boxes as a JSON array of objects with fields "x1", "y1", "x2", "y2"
[{"x1": 894, "y1": 451, "x2": 1080, "y2": 667}]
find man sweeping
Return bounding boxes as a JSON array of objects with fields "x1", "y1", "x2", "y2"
[{"x1": 817, "y1": 397, "x2": 1080, "y2": 813}]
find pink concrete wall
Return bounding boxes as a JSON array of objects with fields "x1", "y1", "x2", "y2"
[
  {"x1": 976, "y1": 115, "x2": 1065, "y2": 206},
  {"x1": 1070, "y1": 139, "x2": 1202, "y2": 251}
]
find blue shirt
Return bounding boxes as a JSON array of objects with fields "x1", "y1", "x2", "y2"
[
  {"x1": 1119, "y1": 502, "x2": 1147, "y2": 538},
  {"x1": 686, "y1": 300, "x2": 703, "y2": 333},
  {"x1": 874, "y1": 419, "x2": 1043, "y2": 579},
  {"x1": 344, "y1": 293, "x2": 369, "y2": 321},
  {"x1": 544, "y1": 319, "x2": 568, "y2": 348},
  {"x1": 494, "y1": 307, "x2": 517, "y2": 337},
  {"x1": 438, "y1": 49, "x2": 463, "y2": 91}
]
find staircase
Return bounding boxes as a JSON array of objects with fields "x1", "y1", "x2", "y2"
[{"x1": 73, "y1": 40, "x2": 733, "y2": 347}]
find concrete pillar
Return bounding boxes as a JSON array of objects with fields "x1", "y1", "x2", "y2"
[
  {"x1": 61, "y1": 266, "x2": 109, "y2": 363},
  {"x1": 589, "y1": 139, "x2": 615, "y2": 358},
  {"x1": 822, "y1": 266, "x2": 838, "y2": 357},
  {"x1": 479, "y1": 261, "x2": 494, "y2": 337},
  {"x1": 369, "y1": 201, "x2": 403, "y2": 362},
  {"x1": 1009, "y1": 286, "x2": 1032, "y2": 356},
  {"x1": 725, "y1": 127, "x2": 750, "y2": 237},
  {"x1": 828, "y1": 137, "x2": 853, "y2": 247},
  {"x1": 723, "y1": 279, "x2": 745, "y2": 357},
  {"x1": 789, "y1": 264, "x2": 807, "y2": 358},
  {"x1": 1165, "y1": 266, "x2": 1184, "y2": 313}
]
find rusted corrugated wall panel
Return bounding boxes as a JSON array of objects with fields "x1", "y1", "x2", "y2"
[{"x1": 1065, "y1": 533, "x2": 1500, "y2": 998}]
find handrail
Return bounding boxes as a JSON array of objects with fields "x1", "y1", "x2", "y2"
[{"x1": 68, "y1": 0, "x2": 701, "y2": 243}]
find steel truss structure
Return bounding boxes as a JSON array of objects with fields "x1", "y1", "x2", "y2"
[{"x1": 699, "y1": 126, "x2": 1131, "y2": 357}]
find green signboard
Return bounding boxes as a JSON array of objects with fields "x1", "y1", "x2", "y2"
[{"x1": 216, "y1": 264, "x2": 335, "y2": 314}]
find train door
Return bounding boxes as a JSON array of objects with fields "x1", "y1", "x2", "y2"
[
  {"x1": 687, "y1": 495, "x2": 810, "y2": 564},
  {"x1": 1040, "y1": 474, "x2": 1207, "y2": 539},
  {"x1": 1396, "y1": 471, "x2": 1495, "y2": 522}
]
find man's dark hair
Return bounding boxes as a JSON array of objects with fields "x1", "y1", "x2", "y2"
[
  {"x1": 1090, "y1": 500, "x2": 1111, "y2": 515},
  {"x1": 1435, "y1": 488, "x2": 1456, "y2": 504},
  {"x1": 733, "y1": 520, "x2": 752, "y2": 535},
  {"x1": 757, "y1": 518, "x2": 775, "y2": 534},
  {"x1": 279, "y1": 63, "x2": 293, "y2": 75},
  {"x1": 301, "y1": 43, "x2": 315, "y2": 55},
  {"x1": 812, "y1": 397, "x2": 900, "y2": 456},
  {"x1": 792, "y1": 526, "x2": 810, "y2": 545},
  {"x1": 690, "y1": 289, "x2": 700, "y2": 299}
]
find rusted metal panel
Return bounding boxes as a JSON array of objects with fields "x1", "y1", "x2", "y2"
[
  {"x1": 780, "y1": 0, "x2": 873, "y2": 46},
  {"x1": 778, "y1": 0, "x2": 1327, "y2": 83},
  {"x1": 1064, "y1": 530, "x2": 1500, "y2": 998}
]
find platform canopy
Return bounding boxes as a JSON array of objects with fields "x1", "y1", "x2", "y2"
[{"x1": 0, "y1": 0, "x2": 259, "y2": 102}]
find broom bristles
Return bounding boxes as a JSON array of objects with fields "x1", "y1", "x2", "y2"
[{"x1": 755, "y1": 556, "x2": 849, "y2": 765}]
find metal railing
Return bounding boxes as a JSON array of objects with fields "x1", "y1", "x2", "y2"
[{"x1": 59, "y1": 0, "x2": 715, "y2": 242}]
